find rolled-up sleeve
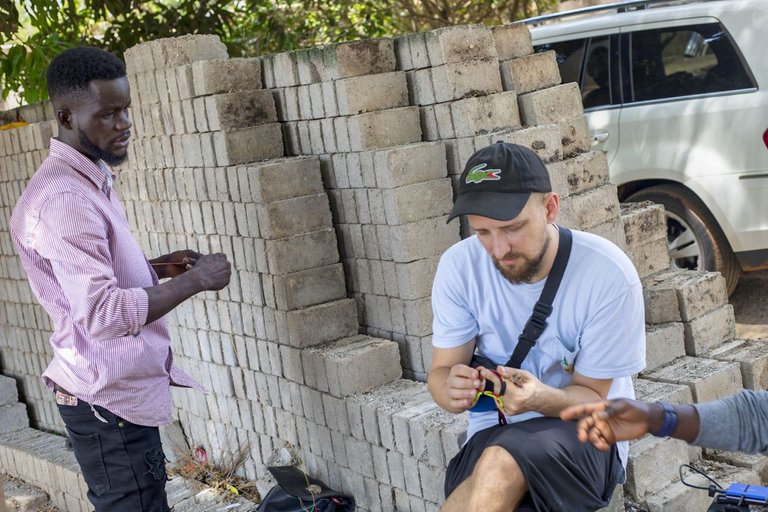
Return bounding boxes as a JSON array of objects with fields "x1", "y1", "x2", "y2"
[{"x1": 33, "y1": 192, "x2": 148, "y2": 340}]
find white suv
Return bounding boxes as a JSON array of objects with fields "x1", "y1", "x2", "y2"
[{"x1": 530, "y1": 0, "x2": 768, "y2": 294}]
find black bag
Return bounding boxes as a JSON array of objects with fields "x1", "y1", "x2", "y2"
[{"x1": 257, "y1": 465, "x2": 356, "y2": 512}]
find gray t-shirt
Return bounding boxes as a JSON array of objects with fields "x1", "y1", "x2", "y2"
[{"x1": 693, "y1": 389, "x2": 768, "y2": 454}]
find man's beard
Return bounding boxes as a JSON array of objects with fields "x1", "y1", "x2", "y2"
[
  {"x1": 79, "y1": 129, "x2": 128, "y2": 166},
  {"x1": 493, "y1": 232, "x2": 551, "y2": 285}
]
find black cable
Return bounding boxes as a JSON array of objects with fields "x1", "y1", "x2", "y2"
[{"x1": 679, "y1": 463, "x2": 725, "y2": 493}]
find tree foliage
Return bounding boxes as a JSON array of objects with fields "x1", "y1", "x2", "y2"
[{"x1": 0, "y1": 0, "x2": 558, "y2": 104}]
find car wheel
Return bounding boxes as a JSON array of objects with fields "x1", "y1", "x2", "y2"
[{"x1": 626, "y1": 184, "x2": 741, "y2": 295}]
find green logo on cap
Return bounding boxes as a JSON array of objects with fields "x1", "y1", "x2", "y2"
[{"x1": 465, "y1": 163, "x2": 501, "y2": 184}]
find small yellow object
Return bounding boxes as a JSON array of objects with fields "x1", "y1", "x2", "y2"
[
  {"x1": 0, "y1": 121, "x2": 30, "y2": 131},
  {"x1": 226, "y1": 483, "x2": 239, "y2": 495}
]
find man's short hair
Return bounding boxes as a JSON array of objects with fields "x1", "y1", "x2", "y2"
[{"x1": 47, "y1": 47, "x2": 126, "y2": 101}]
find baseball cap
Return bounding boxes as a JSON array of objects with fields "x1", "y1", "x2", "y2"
[{"x1": 447, "y1": 142, "x2": 552, "y2": 222}]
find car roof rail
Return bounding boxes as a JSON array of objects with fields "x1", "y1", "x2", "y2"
[{"x1": 522, "y1": 0, "x2": 711, "y2": 26}]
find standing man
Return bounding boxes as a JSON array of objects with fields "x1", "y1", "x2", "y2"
[
  {"x1": 10, "y1": 47, "x2": 231, "y2": 511},
  {"x1": 429, "y1": 142, "x2": 646, "y2": 511}
]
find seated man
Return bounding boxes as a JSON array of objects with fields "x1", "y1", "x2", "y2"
[{"x1": 428, "y1": 142, "x2": 646, "y2": 511}]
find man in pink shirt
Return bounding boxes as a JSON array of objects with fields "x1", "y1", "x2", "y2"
[{"x1": 10, "y1": 47, "x2": 232, "y2": 511}]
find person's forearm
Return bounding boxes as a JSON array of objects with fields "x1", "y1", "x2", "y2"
[
  {"x1": 535, "y1": 383, "x2": 605, "y2": 417},
  {"x1": 428, "y1": 367, "x2": 465, "y2": 414},
  {"x1": 144, "y1": 272, "x2": 202, "y2": 324}
]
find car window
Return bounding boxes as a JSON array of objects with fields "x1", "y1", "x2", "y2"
[
  {"x1": 629, "y1": 22, "x2": 754, "y2": 102},
  {"x1": 582, "y1": 37, "x2": 611, "y2": 109},
  {"x1": 535, "y1": 39, "x2": 586, "y2": 86}
]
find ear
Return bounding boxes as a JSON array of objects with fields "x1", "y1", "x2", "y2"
[
  {"x1": 544, "y1": 192, "x2": 559, "y2": 223},
  {"x1": 56, "y1": 109, "x2": 74, "y2": 131}
]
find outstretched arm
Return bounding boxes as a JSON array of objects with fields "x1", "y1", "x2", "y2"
[{"x1": 560, "y1": 398, "x2": 700, "y2": 451}]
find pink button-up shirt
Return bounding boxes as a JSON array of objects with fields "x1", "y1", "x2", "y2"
[{"x1": 10, "y1": 138, "x2": 201, "y2": 426}]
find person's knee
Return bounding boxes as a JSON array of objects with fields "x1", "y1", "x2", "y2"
[{"x1": 472, "y1": 446, "x2": 524, "y2": 490}]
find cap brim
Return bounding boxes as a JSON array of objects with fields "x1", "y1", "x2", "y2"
[{"x1": 447, "y1": 191, "x2": 532, "y2": 223}]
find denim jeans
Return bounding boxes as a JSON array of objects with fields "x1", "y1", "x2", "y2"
[{"x1": 57, "y1": 397, "x2": 170, "y2": 512}]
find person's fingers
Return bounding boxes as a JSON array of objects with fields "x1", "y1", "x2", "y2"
[
  {"x1": 588, "y1": 422, "x2": 610, "y2": 452},
  {"x1": 576, "y1": 416, "x2": 595, "y2": 443}
]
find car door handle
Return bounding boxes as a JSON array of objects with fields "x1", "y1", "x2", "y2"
[
  {"x1": 592, "y1": 130, "x2": 610, "y2": 144},
  {"x1": 591, "y1": 131, "x2": 609, "y2": 144}
]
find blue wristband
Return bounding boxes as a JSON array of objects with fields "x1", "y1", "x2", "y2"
[{"x1": 651, "y1": 401, "x2": 678, "y2": 437}]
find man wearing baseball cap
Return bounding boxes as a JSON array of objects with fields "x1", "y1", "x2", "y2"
[{"x1": 428, "y1": 142, "x2": 646, "y2": 511}]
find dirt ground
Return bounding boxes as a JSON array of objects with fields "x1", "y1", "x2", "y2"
[{"x1": 730, "y1": 269, "x2": 768, "y2": 340}]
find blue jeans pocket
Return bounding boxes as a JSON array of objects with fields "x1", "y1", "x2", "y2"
[{"x1": 66, "y1": 427, "x2": 111, "y2": 496}]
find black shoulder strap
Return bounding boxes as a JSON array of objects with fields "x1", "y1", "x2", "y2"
[{"x1": 506, "y1": 227, "x2": 572, "y2": 369}]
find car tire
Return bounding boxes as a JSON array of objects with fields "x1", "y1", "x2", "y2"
[{"x1": 626, "y1": 184, "x2": 741, "y2": 295}]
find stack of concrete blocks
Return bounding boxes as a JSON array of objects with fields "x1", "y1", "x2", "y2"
[
  {"x1": 617, "y1": 200, "x2": 763, "y2": 508},
  {"x1": 0, "y1": 121, "x2": 64, "y2": 434},
  {"x1": 261, "y1": 39, "x2": 460, "y2": 380},
  {"x1": 121, "y1": 36, "x2": 416, "y2": 505}
]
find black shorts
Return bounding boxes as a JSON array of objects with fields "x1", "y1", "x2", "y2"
[{"x1": 445, "y1": 417, "x2": 624, "y2": 512}]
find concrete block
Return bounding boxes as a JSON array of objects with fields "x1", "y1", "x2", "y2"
[
  {"x1": 213, "y1": 124, "x2": 283, "y2": 166},
  {"x1": 644, "y1": 270, "x2": 728, "y2": 323},
  {"x1": 645, "y1": 322, "x2": 686, "y2": 372},
  {"x1": 480, "y1": 124, "x2": 562, "y2": 164},
  {"x1": 493, "y1": 22, "x2": 533, "y2": 60},
  {"x1": 642, "y1": 276, "x2": 682, "y2": 324},
  {"x1": 383, "y1": 178, "x2": 453, "y2": 225},
  {"x1": 374, "y1": 141, "x2": 447, "y2": 189},
  {"x1": 394, "y1": 35, "x2": 413, "y2": 70},
  {"x1": 336, "y1": 71, "x2": 409, "y2": 115},
  {"x1": 547, "y1": 150, "x2": 609, "y2": 198},
  {"x1": 295, "y1": 48, "x2": 321, "y2": 84},
  {"x1": 683, "y1": 304, "x2": 735, "y2": 356},
  {"x1": 519, "y1": 82, "x2": 583, "y2": 126},
  {"x1": 407, "y1": 32, "x2": 430, "y2": 69},
  {"x1": 559, "y1": 115, "x2": 591, "y2": 157},
  {"x1": 628, "y1": 236, "x2": 671, "y2": 279},
  {"x1": 0, "y1": 403, "x2": 29, "y2": 433},
  {"x1": 432, "y1": 59, "x2": 503, "y2": 103},
  {"x1": 634, "y1": 377, "x2": 694, "y2": 405},
  {"x1": 348, "y1": 107, "x2": 421, "y2": 151},
  {"x1": 706, "y1": 339, "x2": 768, "y2": 390},
  {"x1": 242, "y1": 156, "x2": 323, "y2": 203},
  {"x1": 558, "y1": 183, "x2": 620, "y2": 230},
  {"x1": 425, "y1": 24, "x2": 497, "y2": 66},
  {"x1": 260, "y1": 55, "x2": 276, "y2": 89},
  {"x1": 272, "y1": 51, "x2": 300, "y2": 88},
  {"x1": 265, "y1": 228, "x2": 339, "y2": 275},
  {"x1": 643, "y1": 356, "x2": 742, "y2": 403},
  {"x1": 0, "y1": 375, "x2": 18, "y2": 406},
  {"x1": 450, "y1": 91, "x2": 521, "y2": 137},
  {"x1": 334, "y1": 39, "x2": 396, "y2": 79},
  {"x1": 257, "y1": 193, "x2": 331, "y2": 239},
  {"x1": 389, "y1": 216, "x2": 460, "y2": 263},
  {"x1": 621, "y1": 201, "x2": 667, "y2": 247},
  {"x1": 205, "y1": 91, "x2": 277, "y2": 131},
  {"x1": 500, "y1": 51, "x2": 561, "y2": 94},
  {"x1": 149, "y1": 35, "x2": 228, "y2": 69},
  {"x1": 276, "y1": 299, "x2": 358, "y2": 348},
  {"x1": 271, "y1": 263, "x2": 347, "y2": 311},
  {"x1": 191, "y1": 58, "x2": 262, "y2": 96},
  {"x1": 308, "y1": 336, "x2": 402, "y2": 397},
  {"x1": 407, "y1": 68, "x2": 436, "y2": 106},
  {"x1": 626, "y1": 436, "x2": 690, "y2": 500}
]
